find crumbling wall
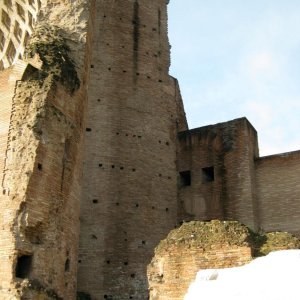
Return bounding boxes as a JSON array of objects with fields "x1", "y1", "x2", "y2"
[
  {"x1": 0, "y1": 0, "x2": 94, "y2": 297},
  {"x1": 0, "y1": 75, "x2": 81, "y2": 298},
  {"x1": 177, "y1": 117, "x2": 300, "y2": 239},
  {"x1": 256, "y1": 151, "x2": 300, "y2": 238},
  {"x1": 0, "y1": 61, "x2": 30, "y2": 180},
  {"x1": 177, "y1": 118, "x2": 259, "y2": 229},
  {"x1": 148, "y1": 220, "x2": 300, "y2": 300}
]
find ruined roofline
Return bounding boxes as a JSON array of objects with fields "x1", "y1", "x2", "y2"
[
  {"x1": 178, "y1": 117, "x2": 258, "y2": 138},
  {"x1": 256, "y1": 149, "x2": 300, "y2": 161}
]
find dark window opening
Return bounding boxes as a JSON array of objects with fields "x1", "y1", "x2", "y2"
[
  {"x1": 4, "y1": 0, "x2": 12, "y2": 8},
  {"x1": 65, "y1": 258, "x2": 70, "y2": 272},
  {"x1": 6, "y1": 41, "x2": 16, "y2": 64},
  {"x1": 14, "y1": 21, "x2": 22, "y2": 41},
  {"x1": 37, "y1": 163, "x2": 42, "y2": 171},
  {"x1": 86, "y1": 128, "x2": 92, "y2": 132},
  {"x1": 28, "y1": 11, "x2": 34, "y2": 29},
  {"x1": 15, "y1": 255, "x2": 32, "y2": 279},
  {"x1": 179, "y1": 170, "x2": 191, "y2": 187},
  {"x1": 77, "y1": 292, "x2": 92, "y2": 300},
  {"x1": 16, "y1": 3, "x2": 25, "y2": 20},
  {"x1": 0, "y1": 30, "x2": 5, "y2": 51},
  {"x1": 24, "y1": 31, "x2": 30, "y2": 46},
  {"x1": 202, "y1": 166, "x2": 215, "y2": 182},
  {"x1": 2, "y1": 10, "x2": 11, "y2": 29}
]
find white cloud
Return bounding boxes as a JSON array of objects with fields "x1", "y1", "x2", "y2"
[{"x1": 246, "y1": 52, "x2": 278, "y2": 79}]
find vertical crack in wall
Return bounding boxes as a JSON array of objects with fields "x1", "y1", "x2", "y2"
[{"x1": 132, "y1": 0, "x2": 140, "y2": 80}]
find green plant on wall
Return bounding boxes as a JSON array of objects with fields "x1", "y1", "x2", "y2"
[{"x1": 25, "y1": 24, "x2": 80, "y2": 94}]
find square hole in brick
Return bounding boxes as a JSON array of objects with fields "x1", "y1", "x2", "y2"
[
  {"x1": 179, "y1": 170, "x2": 191, "y2": 187},
  {"x1": 202, "y1": 166, "x2": 214, "y2": 182},
  {"x1": 15, "y1": 255, "x2": 32, "y2": 279}
]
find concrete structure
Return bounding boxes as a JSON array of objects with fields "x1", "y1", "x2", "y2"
[{"x1": 0, "y1": 1, "x2": 299, "y2": 299}]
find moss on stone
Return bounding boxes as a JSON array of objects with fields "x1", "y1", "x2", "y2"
[
  {"x1": 25, "y1": 24, "x2": 80, "y2": 94},
  {"x1": 258, "y1": 232, "x2": 300, "y2": 256},
  {"x1": 157, "y1": 220, "x2": 250, "y2": 252},
  {"x1": 156, "y1": 220, "x2": 300, "y2": 257}
]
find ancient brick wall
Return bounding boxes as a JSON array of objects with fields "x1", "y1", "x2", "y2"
[
  {"x1": 177, "y1": 118, "x2": 260, "y2": 230},
  {"x1": 149, "y1": 245, "x2": 251, "y2": 300},
  {"x1": 78, "y1": 1, "x2": 184, "y2": 299},
  {"x1": 148, "y1": 221, "x2": 253, "y2": 300},
  {"x1": 0, "y1": 61, "x2": 29, "y2": 178},
  {"x1": 256, "y1": 151, "x2": 300, "y2": 237},
  {"x1": 0, "y1": 1, "x2": 299, "y2": 299},
  {"x1": 0, "y1": 0, "x2": 94, "y2": 298},
  {"x1": 178, "y1": 117, "x2": 300, "y2": 238},
  {"x1": 0, "y1": 78, "x2": 82, "y2": 299},
  {"x1": 147, "y1": 221, "x2": 300, "y2": 300}
]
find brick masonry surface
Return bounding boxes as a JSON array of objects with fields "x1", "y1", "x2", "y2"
[
  {"x1": 178, "y1": 118, "x2": 300, "y2": 239},
  {"x1": 78, "y1": 1, "x2": 186, "y2": 299},
  {"x1": 0, "y1": 0, "x2": 299, "y2": 299}
]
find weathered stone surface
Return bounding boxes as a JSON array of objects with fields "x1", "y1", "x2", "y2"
[
  {"x1": 0, "y1": 0, "x2": 93, "y2": 298},
  {"x1": 0, "y1": 1, "x2": 299, "y2": 300},
  {"x1": 148, "y1": 221, "x2": 300, "y2": 300},
  {"x1": 77, "y1": 1, "x2": 186, "y2": 298}
]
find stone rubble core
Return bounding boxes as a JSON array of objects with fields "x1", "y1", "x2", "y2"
[
  {"x1": 147, "y1": 220, "x2": 300, "y2": 300},
  {"x1": 0, "y1": 0, "x2": 299, "y2": 299}
]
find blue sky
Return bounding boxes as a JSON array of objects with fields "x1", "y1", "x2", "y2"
[{"x1": 168, "y1": 0, "x2": 300, "y2": 156}]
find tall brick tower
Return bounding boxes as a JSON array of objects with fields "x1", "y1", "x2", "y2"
[
  {"x1": 0, "y1": 1, "x2": 93, "y2": 299},
  {"x1": 0, "y1": 0, "x2": 187, "y2": 299},
  {"x1": 77, "y1": 0, "x2": 186, "y2": 299}
]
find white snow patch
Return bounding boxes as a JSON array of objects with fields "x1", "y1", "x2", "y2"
[{"x1": 185, "y1": 250, "x2": 300, "y2": 300}]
